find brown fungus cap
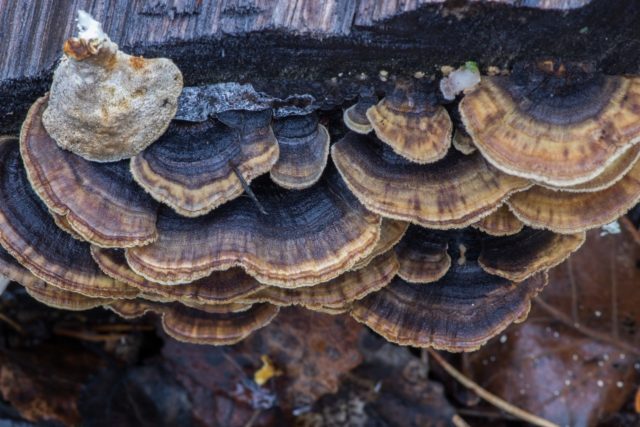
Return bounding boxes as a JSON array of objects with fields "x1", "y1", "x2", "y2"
[
  {"x1": 23, "y1": 281, "x2": 110, "y2": 311},
  {"x1": 474, "y1": 204, "x2": 524, "y2": 236},
  {"x1": 0, "y1": 139, "x2": 137, "y2": 299},
  {"x1": 478, "y1": 228, "x2": 585, "y2": 282},
  {"x1": 343, "y1": 87, "x2": 377, "y2": 134},
  {"x1": 42, "y1": 12, "x2": 183, "y2": 162},
  {"x1": 270, "y1": 113, "x2": 330, "y2": 190},
  {"x1": 107, "y1": 299, "x2": 163, "y2": 319},
  {"x1": 22, "y1": 97, "x2": 158, "y2": 247},
  {"x1": 241, "y1": 250, "x2": 399, "y2": 309},
  {"x1": 460, "y1": 66, "x2": 640, "y2": 186},
  {"x1": 162, "y1": 302, "x2": 279, "y2": 345},
  {"x1": 540, "y1": 143, "x2": 640, "y2": 193},
  {"x1": 92, "y1": 247, "x2": 265, "y2": 305},
  {"x1": 396, "y1": 226, "x2": 580, "y2": 283},
  {"x1": 25, "y1": 284, "x2": 108, "y2": 311},
  {"x1": 332, "y1": 132, "x2": 530, "y2": 228},
  {"x1": 395, "y1": 226, "x2": 451, "y2": 284},
  {"x1": 0, "y1": 244, "x2": 42, "y2": 288},
  {"x1": 507, "y1": 161, "x2": 640, "y2": 233},
  {"x1": 131, "y1": 111, "x2": 278, "y2": 217},
  {"x1": 367, "y1": 80, "x2": 453, "y2": 164},
  {"x1": 180, "y1": 301, "x2": 253, "y2": 314},
  {"x1": 108, "y1": 300, "x2": 280, "y2": 345},
  {"x1": 51, "y1": 211, "x2": 85, "y2": 240},
  {"x1": 0, "y1": 244, "x2": 110, "y2": 310},
  {"x1": 126, "y1": 169, "x2": 381, "y2": 287},
  {"x1": 452, "y1": 130, "x2": 476, "y2": 155},
  {"x1": 352, "y1": 218, "x2": 409, "y2": 270},
  {"x1": 350, "y1": 260, "x2": 548, "y2": 352}
]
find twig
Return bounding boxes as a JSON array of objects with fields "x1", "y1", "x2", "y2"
[
  {"x1": 0, "y1": 312, "x2": 24, "y2": 334},
  {"x1": 566, "y1": 257, "x2": 579, "y2": 325},
  {"x1": 54, "y1": 327, "x2": 125, "y2": 342},
  {"x1": 230, "y1": 164, "x2": 268, "y2": 215},
  {"x1": 456, "y1": 408, "x2": 519, "y2": 421},
  {"x1": 243, "y1": 409, "x2": 261, "y2": 427},
  {"x1": 451, "y1": 414, "x2": 470, "y2": 427},
  {"x1": 609, "y1": 236, "x2": 619, "y2": 340},
  {"x1": 620, "y1": 216, "x2": 640, "y2": 244},
  {"x1": 535, "y1": 297, "x2": 640, "y2": 357},
  {"x1": 427, "y1": 349, "x2": 559, "y2": 427},
  {"x1": 94, "y1": 323, "x2": 154, "y2": 332}
]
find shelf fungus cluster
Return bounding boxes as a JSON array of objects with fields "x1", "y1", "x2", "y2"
[{"x1": 2, "y1": 14, "x2": 640, "y2": 351}]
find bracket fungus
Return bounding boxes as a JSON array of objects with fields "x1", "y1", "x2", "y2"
[
  {"x1": 473, "y1": 204, "x2": 524, "y2": 236},
  {"x1": 352, "y1": 218, "x2": 409, "y2": 270},
  {"x1": 131, "y1": 112, "x2": 278, "y2": 217},
  {"x1": 394, "y1": 226, "x2": 582, "y2": 283},
  {"x1": 539, "y1": 143, "x2": 640, "y2": 193},
  {"x1": 270, "y1": 113, "x2": 330, "y2": 190},
  {"x1": 42, "y1": 11, "x2": 183, "y2": 162},
  {"x1": 126, "y1": 170, "x2": 381, "y2": 287},
  {"x1": 22, "y1": 97, "x2": 159, "y2": 247},
  {"x1": 0, "y1": 139, "x2": 137, "y2": 299},
  {"x1": 109, "y1": 300, "x2": 279, "y2": 345},
  {"x1": 7, "y1": 10, "x2": 639, "y2": 353},
  {"x1": 332, "y1": 132, "x2": 530, "y2": 228},
  {"x1": 507, "y1": 161, "x2": 640, "y2": 233},
  {"x1": 91, "y1": 247, "x2": 265, "y2": 306},
  {"x1": 395, "y1": 226, "x2": 451, "y2": 284},
  {"x1": 452, "y1": 130, "x2": 477, "y2": 155},
  {"x1": 160, "y1": 303, "x2": 279, "y2": 345},
  {"x1": 241, "y1": 250, "x2": 399, "y2": 310},
  {"x1": 350, "y1": 259, "x2": 549, "y2": 352},
  {"x1": 343, "y1": 87, "x2": 377, "y2": 134},
  {"x1": 460, "y1": 63, "x2": 640, "y2": 186},
  {"x1": 478, "y1": 228, "x2": 585, "y2": 282},
  {"x1": 366, "y1": 80, "x2": 453, "y2": 164},
  {"x1": 0, "y1": 245, "x2": 109, "y2": 310}
]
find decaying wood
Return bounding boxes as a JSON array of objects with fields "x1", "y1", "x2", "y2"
[{"x1": 1, "y1": 0, "x2": 639, "y2": 134}]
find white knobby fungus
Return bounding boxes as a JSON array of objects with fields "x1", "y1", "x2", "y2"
[
  {"x1": 42, "y1": 10, "x2": 183, "y2": 162},
  {"x1": 440, "y1": 62, "x2": 481, "y2": 100},
  {"x1": 76, "y1": 10, "x2": 107, "y2": 41},
  {"x1": 600, "y1": 220, "x2": 621, "y2": 236}
]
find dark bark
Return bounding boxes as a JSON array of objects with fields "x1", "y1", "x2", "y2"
[{"x1": 1, "y1": 0, "x2": 639, "y2": 133}]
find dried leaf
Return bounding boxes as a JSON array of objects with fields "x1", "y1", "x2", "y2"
[
  {"x1": 297, "y1": 337, "x2": 460, "y2": 427},
  {"x1": 464, "y1": 228, "x2": 640, "y2": 426}
]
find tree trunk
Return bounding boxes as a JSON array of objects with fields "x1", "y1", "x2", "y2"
[{"x1": 1, "y1": 0, "x2": 639, "y2": 133}]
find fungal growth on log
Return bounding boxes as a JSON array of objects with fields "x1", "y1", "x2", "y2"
[
  {"x1": 367, "y1": 80, "x2": 453, "y2": 164},
  {"x1": 41, "y1": 11, "x2": 183, "y2": 162},
  {"x1": 270, "y1": 112, "x2": 330, "y2": 189},
  {"x1": 459, "y1": 62, "x2": 640, "y2": 186},
  {"x1": 1, "y1": 5, "x2": 639, "y2": 356},
  {"x1": 130, "y1": 112, "x2": 278, "y2": 216}
]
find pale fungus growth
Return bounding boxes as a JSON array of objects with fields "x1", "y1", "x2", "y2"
[
  {"x1": 439, "y1": 61, "x2": 482, "y2": 100},
  {"x1": 76, "y1": 10, "x2": 107, "y2": 41},
  {"x1": 42, "y1": 10, "x2": 183, "y2": 162}
]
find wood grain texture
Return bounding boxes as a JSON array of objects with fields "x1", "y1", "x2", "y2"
[
  {"x1": 2, "y1": 0, "x2": 638, "y2": 135},
  {"x1": 0, "y1": 0, "x2": 390, "y2": 81},
  {"x1": 0, "y1": 0, "x2": 597, "y2": 81}
]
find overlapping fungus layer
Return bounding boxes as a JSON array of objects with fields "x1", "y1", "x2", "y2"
[{"x1": 2, "y1": 15, "x2": 638, "y2": 350}]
